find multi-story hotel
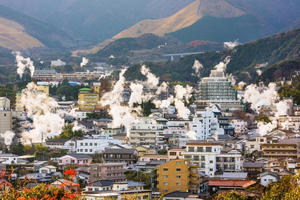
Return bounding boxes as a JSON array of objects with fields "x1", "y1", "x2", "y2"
[
  {"x1": 157, "y1": 159, "x2": 200, "y2": 194},
  {"x1": 196, "y1": 69, "x2": 242, "y2": 111},
  {"x1": 78, "y1": 88, "x2": 99, "y2": 111},
  {"x1": 182, "y1": 140, "x2": 242, "y2": 177}
]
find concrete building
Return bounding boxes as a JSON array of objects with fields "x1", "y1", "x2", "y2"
[
  {"x1": 157, "y1": 159, "x2": 200, "y2": 194},
  {"x1": 102, "y1": 148, "x2": 138, "y2": 165},
  {"x1": 182, "y1": 140, "x2": 242, "y2": 177},
  {"x1": 78, "y1": 88, "x2": 99, "y2": 111},
  {"x1": 196, "y1": 70, "x2": 242, "y2": 111},
  {"x1": 261, "y1": 138, "x2": 300, "y2": 159},
  {"x1": 76, "y1": 136, "x2": 121, "y2": 154},
  {"x1": 0, "y1": 97, "x2": 10, "y2": 110},
  {"x1": 129, "y1": 117, "x2": 164, "y2": 149},
  {"x1": 0, "y1": 107, "x2": 12, "y2": 134},
  {"x1": 89, "y1": 163, "x2": 126, "y2": 183}
]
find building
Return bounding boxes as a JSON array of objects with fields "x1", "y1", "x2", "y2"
[
  {"x1": 232, "y1": 120, "x2": 248, "y2": 134},
  {"x1": 134, "y1": 146, "x2": 157, "y2": 157},
  {"x1": 261, "y1": 138, "x2": 300, "y2": 160},
  {"x1": 82, "y1": 181, "x2": 151, "y2": 200},
  {"x1": 102, "y1": 148, "x2": 138, "y2": 165},
  {"x1": 78, "y1": 88, "x2": 99, "y2": 111},
  {"x1": 182, "y1": 140, "x2": 242, "y2": 177},
  {"x1": 75, "y1": 136, "x2": 121, "y2": 154},
  {"x1": 57, "y1": 154, "x2": 92, "y2": 166},
  {"x1": 15, "y1": 92, "x2": 23, "y2": 111},
  {"x1": 162, "y1": 191, "x2": 202, "y2": 200},
  {"x1": 89, "y1": 163, "x2": 126, "y2": 183},
  {"x1": 39, "y1": 165, "x2": 57, "y2": 175},
  {"x1": 0, "y1": 110, "x2": 12, "y2": 134},
  {"x1": 209, "y1": 179, "x2": 256, "y2": 193},
  {"x1": 168, "y1": 149, "x2": 186, "y2": 160},
  {"x1": 190, "y1": 107, "x2": 225, "y2": 140},
  {"x1": 258, "y1": 171, "x2": 279, "y2": 187},
  {"x1": 129, "y1": 117, "x2": 164, "y2": 149},
  {"x1": 36, "y1": 84, "x2": 49, "y2": 96},
  {"x1": 196, "y1": 69, "x2": 242, "y2": 111},
  {"x1": 157, "y1": 159, "x2": 200, "y2": 194}
]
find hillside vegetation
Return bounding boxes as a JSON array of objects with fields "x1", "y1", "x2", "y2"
[{"x1": 125, "y1": 29, "x2": 300, "y2": 83}]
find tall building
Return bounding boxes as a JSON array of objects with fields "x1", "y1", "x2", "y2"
[
  {"x1": 157, "y1": 159, "x2": 199, "y2": 194},
  {"x1": 15, "y1": 92, "x2": 23, "y2": 111},
  {"x1": 196, "y1": 70, "x2": 242, "y2": 111},
  {"x1": 78, "y1": 88, "x2": 99, "y2": 111},
  {"x1": 182, "y1": 140, "x2": 242, "y2": 177},
  {"x1": 0, "y1": 97, "x2": 12, "y2": 134}
]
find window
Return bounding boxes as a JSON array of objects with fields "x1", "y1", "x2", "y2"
[
  {"x1": 176, "y1": 175, "x2": 181, "y2": 179},
  {"x1": 176, "y1": 182, "x2": 181, "y2": 186},
  {"x1": 80, "y1": 143, "x2": 83, "y2": 146},
  {"x1": 176, "y1": 168, "x2": 181, "y2": 172},
  {"x1": 176, "y1": 161, "x2": 181, "y2": 165},
  {"x1": 206, "y1": 147, "x2": 212, "y2": 152},
  {"x1": 90, "y1": 143, "x2": 93, "y2": 146},
  {"x1": 94, "y1": 143, "x2": 97, "y2": 146},
  {"x1": 163, "y1": 175, "x2": 168, "y2": 178},
  {"x1": 210, "y1": 160, "x2": 213, "y2": 164},
  {"x1": 163, "y1": 168, "x2": 168, "y2": 172},
  {"x1": 90, "y1": 149, "x2": 93, "y2": 152},
  {"x1": 170, "y1": 152, "x2": 176, "y2": 156},
  {"x1": 163, "y1": 182, "x2": 168, "y2": 185},
  {"x1": 189, "y1": 147, "x2": 194, "y2": 152}
]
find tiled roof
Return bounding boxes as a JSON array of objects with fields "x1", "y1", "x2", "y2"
[{"x1": 209, "y1": 180, "x2": 256, "y2": 188}]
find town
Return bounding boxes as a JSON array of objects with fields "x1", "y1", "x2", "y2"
[{"x1": 0, "y1": 56, "x2": 299, "y2": 199}]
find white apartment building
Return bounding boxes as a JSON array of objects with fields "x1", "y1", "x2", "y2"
[
  {"x1": 245, "y1": 136, "x2": 267, "y2": 154},
  {"x1": 190, "y1": 107, "x2": 224, "y2": 140},
  {"x1": 129, "y1": 117, "x2": 164, "y2": 149},
  {"x1": 164, "y1": 120, "x2": 189, "y2": 148},
  {"x1": 182, "y1": 140, "x2": 242, "y2": 177},
  {"x1": 76, "y1": 136, "x2": 121, "y2": 154}
]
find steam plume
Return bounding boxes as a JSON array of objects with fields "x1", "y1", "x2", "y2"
[
  {"x1": 13, "y1": 51, "x2": 35, "y2": 78},
  {"x1": 224, "y1": 40, "x2": 239, "y2": 50},
  {"x1": 80, "y1": 57, "x2": 89, "y2": 67}
]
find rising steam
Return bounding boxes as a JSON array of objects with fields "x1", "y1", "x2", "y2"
[
  {"x1": 80, "y1": 57, "x2": 89, "y2": 67},
  {"x1": 13, "y1": 51, "x2": 35, "y2": 78}
]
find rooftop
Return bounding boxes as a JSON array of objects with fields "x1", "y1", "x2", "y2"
[{"x1": 209, "y1": 180, "x2": 256, "y2": 188}]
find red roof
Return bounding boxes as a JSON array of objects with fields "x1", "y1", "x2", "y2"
[{"x1": 209, "y1": 180, "x2": 256, "y2": 188}]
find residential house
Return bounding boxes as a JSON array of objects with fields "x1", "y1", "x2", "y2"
[
  {"x1": 58, "y1": 154, "x2": 92, "y2": 166},
  {"x1": 134, "y1": 146, "x2": 157, "y2": 157},
  {"x1": 258, "y1": 171, "x2": 279, "y2": 187},
  {"x1": 39, "y1": 165, "x2": 57, "y2": 175}
]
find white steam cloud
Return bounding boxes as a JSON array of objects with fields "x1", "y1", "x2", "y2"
[
  {"x1": 224, "y1": 40, "x2": 239, "y2": 50},
  {"x1": 20, "y1": 82, "x2": 65, "y2": 144},
  {"x1": 244, "y1": 83, "x2": 292, "y2": 135},
  {"x1": 14, "y1": 51, "x2": 35, "y2": 78},
  {"x1": 0, "y1": 131, "x2": 15, "y2": 146},
  {"x1": 214, "y1": 56, "x2": 231, "y2": 72},
  {"x1": 192, "y1": 60, "x2": 203, "y2": 78},
  {"x1": 80, "y1": 57, "x2": 89, "y2": 67}
]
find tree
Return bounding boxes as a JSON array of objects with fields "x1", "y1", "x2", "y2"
[{"x1": 214, "y1": 191, "x2": 253, "y2": 200}]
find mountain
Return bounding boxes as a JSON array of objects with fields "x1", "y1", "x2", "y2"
[
  {"x1": 90, "y1": 34, "x2": 224, "y2": 65},
  {"x1": 0, "y1": 5, "x2": 74, "y2": 50},
  {"x1": 0, "y1": 0, "x2": 194, "y2": 44},
  {"x1": 124, "y1": 28, "x2": 300, "y2": 83},
  {"x1": 113, "y1": 0, "x2": 245, "y2": 40},
  {"x1": 0, "y1": 17, "x2": 43, "y2": 50},
  {"x1": 114, "y1": 0, "x2": 300, "y2": 44}
]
